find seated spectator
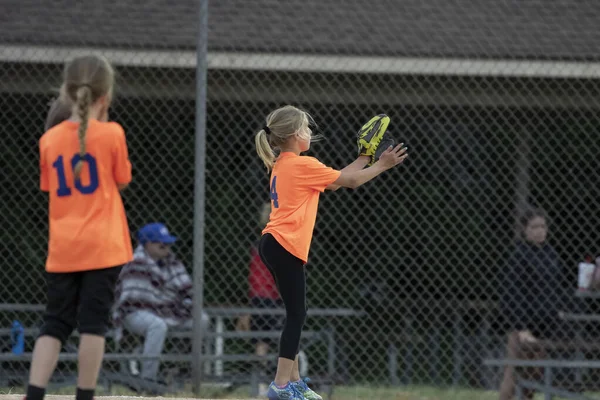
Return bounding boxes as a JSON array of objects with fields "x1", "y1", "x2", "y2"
[
  {"x1": 498, "y1": 207, "x2": 572, "y2": 400},
  {"x1": 113, "y1": 222, "x2": 209, "y2": 384}
]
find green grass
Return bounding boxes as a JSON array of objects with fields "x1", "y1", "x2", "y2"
[{"x1": 0, "y1": 384, "x2": 586, "y2": 400}]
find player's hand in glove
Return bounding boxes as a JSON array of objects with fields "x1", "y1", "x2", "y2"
[
  {"x1": 373, "y1": 131, "x2": 396, "y2": 164},
  {"x1": 377, "y1": 143, "x2": 408, "y2": 170},
  {"x1": 357, "y1": 114, "x2": 390, "y2": 166}
]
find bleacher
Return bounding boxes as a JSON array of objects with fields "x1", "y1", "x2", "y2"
[{"x1": 0, "y1": 303, "x2": 364, "y2": 399}]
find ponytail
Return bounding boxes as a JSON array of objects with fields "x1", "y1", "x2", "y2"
[
  {"x1": 255, "y1": 129, "x2": 276, "y2": 172},
  {"x1": 255, "y1": 105, "x2": 312, "y2": 171},
  {"x1": 73, "y1": 85, "x2": 92, "y2": 180}
]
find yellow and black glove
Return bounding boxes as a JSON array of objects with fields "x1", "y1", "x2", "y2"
[{"x1": 357, "y1": 114, "x2": 392, "y2": 166}]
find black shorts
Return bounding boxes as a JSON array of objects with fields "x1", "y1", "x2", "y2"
[
  {"x1": 39, "y1": 266, "x2": 123, "y2": 344},
  {"x1": 250, "y1": 296, "x2": 283, "y2": 343}
]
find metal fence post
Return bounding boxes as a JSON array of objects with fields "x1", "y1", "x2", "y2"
[{"x1": 192, "y1": 0, "x2": 209, "y2": 394}]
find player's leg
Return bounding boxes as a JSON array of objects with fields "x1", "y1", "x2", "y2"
[
  {"x1": 250, "y1": 297, "x2": 277, "y2": 395},
  {"x1": 27, "y1": 272, "x2": 80, "y2": 400},
  {"x1": 290, "y1": 297, "x2": 322, "y2": 400},
  {"x1": 259, "y1": 234, "x2": 306, "y2": 399},
  {"x1": 76, "y1": 266, "x2": 122, "y2": 398},
  {"x1": 77, "y1": 335, "x2": 106, "y2": 390},
  {"x1": 267, "y1": 254, "x2": 321, "y2": 400},
  {"x1": 291, "y1": 354, "x2": 301, "y2": 382},
  {"x1": 267, "y1": 245, "x2": 306, "y2": 386},
  {"x1": 291, "y1": 297, "x2": 307, "y2": 383}
]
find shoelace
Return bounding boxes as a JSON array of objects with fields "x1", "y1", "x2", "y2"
[
  {"x1": 289, "y1": 382, "x2": 304, "y2": 399},
  {"x1": 299, "y1": 377, "x2": 311, "y2": 390}
]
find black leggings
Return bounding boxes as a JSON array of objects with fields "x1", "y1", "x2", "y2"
[{"x1": 258, "y1": 233, "x2": 307, "y2": 360}]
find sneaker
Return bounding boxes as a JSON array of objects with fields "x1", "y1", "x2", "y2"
[
  {"x1": 291, "y1": 378, "x2": 322, "y2": 400},
  {"x1": 266, "y1": 381, "x2": 304, "y2": 400}
]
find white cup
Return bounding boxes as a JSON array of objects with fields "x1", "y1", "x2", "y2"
[{"x1": 578, "y1": 262, "x2": 596, "y2": 290}]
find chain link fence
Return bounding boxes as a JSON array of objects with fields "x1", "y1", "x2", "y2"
[{"x1": 2, "y1": 0, "x2": 600, "y2": 398}]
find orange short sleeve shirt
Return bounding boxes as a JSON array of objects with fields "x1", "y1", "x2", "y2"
[
  {"x1": 39, "y1": 119, "x2": 133, "y2": 272},
  {"x1": 262, "y1": 152, "x2": 341, "y2": 263}
]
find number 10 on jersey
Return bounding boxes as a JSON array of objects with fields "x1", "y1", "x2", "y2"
[
  {"x1": 270, "y1": 176, "x2": 279, "y2": 208},
  {"x1": 52, "y1": 153, "x2": 99, "y2": 196}
]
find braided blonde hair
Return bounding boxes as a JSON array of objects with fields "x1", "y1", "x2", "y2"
[{"x1": 62, "y1": 55, "x2": 115, "y2": 180}]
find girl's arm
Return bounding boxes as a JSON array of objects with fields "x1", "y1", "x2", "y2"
[
  {"x1": 331, "y1": 144, "x2": 407, "y2": 189},
  {"x1": 326, "y1": 156, "x2": 370, "y2": 191}
]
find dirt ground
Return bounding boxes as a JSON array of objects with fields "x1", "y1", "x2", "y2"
[{"x1": 0, "y1": 397, "x2": 256, "y2": 400}]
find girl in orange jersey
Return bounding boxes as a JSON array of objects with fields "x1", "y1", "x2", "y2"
[
  {"x1": 254, "y1": 105, "x2": 408, "y2": 400},
  {"x1": 27, "y1": 55, "x2": 132, "y2": 400}
]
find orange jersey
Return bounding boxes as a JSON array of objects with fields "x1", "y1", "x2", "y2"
[
  {"x1": 262, "y1": 152, "x2": 341, "y2": 263},
  {"x1": 39, "y1": 119, "x2": 133, "y2": 272}
]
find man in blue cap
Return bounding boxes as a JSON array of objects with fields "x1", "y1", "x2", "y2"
[{"x1": 113, "y1": 223, "x2": 209, "y2": 384}]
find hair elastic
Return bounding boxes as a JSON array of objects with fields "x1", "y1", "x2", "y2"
[{"x1": 263, "y1": 126, "x2": 271, "y2": 135}]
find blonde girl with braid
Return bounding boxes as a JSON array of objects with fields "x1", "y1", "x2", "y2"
[{"x1": 27, "y1": 55, "x2": 133, "y2": 400}]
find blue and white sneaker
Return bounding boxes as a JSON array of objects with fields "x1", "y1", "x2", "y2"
[
  {"x1": 266, "y1": 381, "x2": 304, "y2": 400},
  {"x1": 291, "y1": 378, "x2": 322, "y2": 400}
]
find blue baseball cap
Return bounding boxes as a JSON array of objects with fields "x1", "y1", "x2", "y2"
[{"x1": 137, "y1": 223, "x2": 177, "y2": 245}]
